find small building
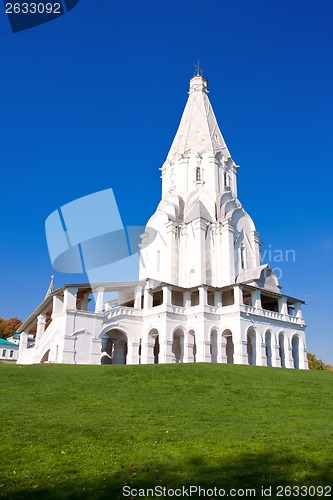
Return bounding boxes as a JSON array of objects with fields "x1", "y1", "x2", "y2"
[
  {"x1": 17, "y1": 73, "x2": 308, "y2": 369},
  {"x1": 0, "y1": 338, "x2": 19, "y2": 361},
  {"x1": 7, "y1": 333, "x2": 21, "y2": 345}
]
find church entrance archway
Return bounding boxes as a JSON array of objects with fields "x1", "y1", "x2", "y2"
[
  {"x1": 247, "y1": 329, "x2": 256, "y2": 366},
  {"x1": 292, "y1": 335, "x2": 299, "y2": 369},
  {"x1": 222, "y1": 329, "x2": 234, "y2": 364},
  {"x1": 147, "y1": 329, "x2": 159, "y2": 364},
  {"x1": 101, "y1": 329, "x2": 128, "y2": 365},
  {"x1": 172, "y1": 329, "x2": 184, "y2": 363}
]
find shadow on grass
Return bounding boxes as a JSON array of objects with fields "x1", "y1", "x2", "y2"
[{"x1": 4, "y1": 450, "x2": 333, "y2": 499}]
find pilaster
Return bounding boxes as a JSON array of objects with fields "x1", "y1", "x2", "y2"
[
  {"x1": 165, "y1": 221, "x2": 178, "y2": 284},
  {"x1": 221, "y1": 221, "x2": 235, "y2": 285},
  {"x1": 91, "y1": 338, "x2": 102, "y2": 365},
  {"x1": 127, "y1": 341, "x2": 140, "y2": 365},
  {"x1": 252, "y1": 231, "x2": 261, "y2": 267}
]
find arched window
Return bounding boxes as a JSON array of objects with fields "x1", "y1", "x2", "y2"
[{"x1": 196, "y1": 167, "x2": 201, "y2": 181}]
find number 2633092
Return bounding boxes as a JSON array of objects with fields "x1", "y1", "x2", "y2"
[{"x1": 6, "y1": 3, "x2": 61, "y2": 14}]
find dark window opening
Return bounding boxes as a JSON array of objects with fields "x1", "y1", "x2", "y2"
[
  {"x1": 287, "y1": 302, "x2": 295, "y2": 316},
  {"x1": 261, "y1": 294, "x2": 279, "y2": 312},
  {"x1": 153, "y1": 291, "x2": 163, "y2": 307},
  {"x1": 222, "y1": 289, "x2": 234, "y2": 306},
  {"x1": 171, "y1": 290, "x2": 183, "y2": 306},
  {"x1": 207, "y1": 290, "x2": 215, "y2": 306},
  {"x1": 242, "y1": 290, "x2": 252, "y2": 306},
  {"x1": 191, "y1": 290, "x2": 199, "y2": 306}
]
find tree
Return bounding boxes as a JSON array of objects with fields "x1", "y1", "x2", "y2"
[
  {"x1": 0, "y1": 317, "x2": 22, "y2": 339},
  {"x1": 307, "y1": 352, "x2": 329, "y2": 370}
]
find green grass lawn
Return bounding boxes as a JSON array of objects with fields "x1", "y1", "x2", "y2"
[{"x1": 0, "y1": 363, "x2": 332, "y2": 499}]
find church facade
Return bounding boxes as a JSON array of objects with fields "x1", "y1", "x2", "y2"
[{"x1": 17, "y1": 74, "x2": 308, "y2": 369}]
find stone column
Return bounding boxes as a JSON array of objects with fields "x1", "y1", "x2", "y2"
[
  {"x1": 251, "y1": 289, "x2": 262, "y2": 309},
  {"x1": 298, "y1": 336, "x2": 308, "y2": 370},
  {"x1": 183, "y1": 331, "x2": 195, "y2": 363},
  {"x1": 285, "y1": 343, "x2": 294, "y2": 369},
  {"x1": 95, "y1": 286, "x2": 105, "y2": 313},
  {"x1": 220, "y1": 335, "x2": 228, "y2": 364},
  {"x1": 159, "y1": 338, "x2": 174, "y2": 364},
  {"x1": 198, "y1": 286, "x2": 207, "y2": 307},
  {"x1": 18, "y1": 332, "x2": 28, "y2": 360},
  {"x1": 258, "y1": 339, "x2": 266, "y2": 367},
  {"x1": 143, "y1": 286, "x2": 153, "y2": 310},
  {"x1": 214, "y1": 291, "x2": 222, "y2": 307},
  {"x1": 34, "y1": 314, "x2": 47, "y2": 356},
  {"x1": 52, "y1": 295, "x2": 63, "y2": 317},
  {"x1": 233, "y1": 321, "x2": 248, "y2": 365},
  {"x1": 134, "y1": 286, "x2": 143, "y2": 309},
  {"x1": 162, "y1": 285, "x2": 172, "y2": 306},
  {"x1": 294, "y1": 302, "x2": 303, "y2": 320},
  {"x1": 273, "y1": 342, "x2": 281, "y2": 367},
  {"x1": 183, "y1": 291, "x2": 191, "y2": 308},
  {"x1": 270, "y1": 334, "x2": 279, "y2": 368},
  {"x1": 278, "y1": 297, "x2": 288, "y2": 316},
  {"x1": 36, "y1": 314, "x2": 47, "y2": 337},
  {"x1": 141, "y1": 333, "x2": 155, "y2": 364},
  {"x1": 194, "y1": 322, "x2": 211, "y2": 362},
  {"x1": 234, "y1": 286, "x2": 243, "y2": 307},
  {"x1": 63, "y1": 287, "x2": 78, "y2": 311},
  {"x1": 196, "y1": 339, "x2": 211, "y2": 362}
]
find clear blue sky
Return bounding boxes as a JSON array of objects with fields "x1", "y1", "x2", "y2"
[{"x1": 0, "y1": 0, "x2": 332, "y2": 363}]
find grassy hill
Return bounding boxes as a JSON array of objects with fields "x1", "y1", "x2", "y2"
[{"x1": 0, "y1": 363, "x2": 332, "y2": 499}]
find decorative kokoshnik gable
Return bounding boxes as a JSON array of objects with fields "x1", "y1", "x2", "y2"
[{"x1": 17, "y1": 74, "x2": 308, "y2": 369}]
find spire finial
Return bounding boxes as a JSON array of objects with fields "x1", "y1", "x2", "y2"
[
  {"x1": 44, "y1": 275, "x2": 55, "y2": 300},
  {"x1": 194, "y1": 60, "x2": 203, "y2": 76}
]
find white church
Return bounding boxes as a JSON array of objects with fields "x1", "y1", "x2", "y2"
[{"x1": 17, "y1": 73, "x2": 308, "y2": 369}]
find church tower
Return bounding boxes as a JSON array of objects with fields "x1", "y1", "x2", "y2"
[{"x1": 140, "y1": 74, "x2": 262, "y2": 289}]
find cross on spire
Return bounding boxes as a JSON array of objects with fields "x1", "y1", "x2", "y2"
[{"x1": 194, "y1": 60, "x2": 203, "y2": 76}]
